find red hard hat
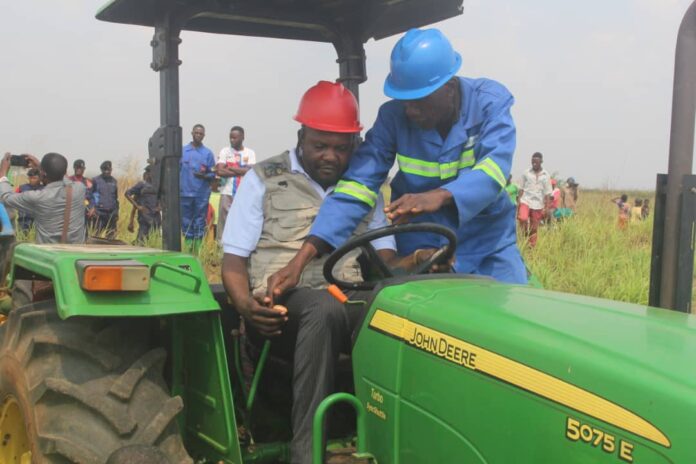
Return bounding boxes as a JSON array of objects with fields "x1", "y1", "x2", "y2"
[{"x1": 294, "y1": 81, "x2": 362, "y2": 133}]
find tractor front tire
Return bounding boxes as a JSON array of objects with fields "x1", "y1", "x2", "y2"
[{"x1": 0, "y1": 301, "x2": 192, "y2": 463}]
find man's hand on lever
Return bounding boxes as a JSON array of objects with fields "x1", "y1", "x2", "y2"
[
  {"x1": 266, "y1": 238, "x2": 324, "y2": 304},
  {"x1": 239, "y1": 293, "x2": 288, "y2": 337},
  {"x1": 389, "y1": 248, "x2": 453, "y2": 273},
  {"x1": 222, "y1": 254, "x2": 288, "y2": 337}
]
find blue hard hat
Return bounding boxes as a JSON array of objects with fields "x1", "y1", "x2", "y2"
[{"x1": 384, "y1": 28, "x2": 462, "y2": 100}]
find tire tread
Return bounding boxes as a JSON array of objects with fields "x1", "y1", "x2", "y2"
[{"x1": 0, "y1": 302, "x2": 192, "y2": 463}]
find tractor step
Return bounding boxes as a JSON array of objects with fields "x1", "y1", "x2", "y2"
[{"x1": 326, "y1": 447, "x2": 372, "y2": 463}]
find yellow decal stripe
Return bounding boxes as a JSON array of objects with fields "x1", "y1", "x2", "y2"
[{"x1": 369, "y1": 309, "x2": 670, "y2": 448}]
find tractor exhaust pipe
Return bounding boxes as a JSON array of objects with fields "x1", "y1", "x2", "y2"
[{"x1": 657, "y1": 0, "x2": 696, "y2": 310}]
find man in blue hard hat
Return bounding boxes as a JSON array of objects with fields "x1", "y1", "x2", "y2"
[{"x1": 268, "y1": 27, "x2": 527, "y2": 298}]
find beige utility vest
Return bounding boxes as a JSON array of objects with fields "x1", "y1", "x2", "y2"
[{"x1": 248, "y1": 151, "x2": 373, "y2": 293}]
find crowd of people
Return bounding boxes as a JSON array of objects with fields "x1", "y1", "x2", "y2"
[
  {"x1": 0, "y1": 122, "x2": 256, "y2": 249},
  {"x1": 505, "y1": 150, "x2": 652, "y2": 248},
  {"x1": 504, "y1": 151, "x2": 580, "y2": 248},
  {"x1": 0, "y1": 153, "x2": 87, "y2": 244},
  {"x1": 612, "y1": 194, "x2": 650, "y2": 229},
  {"x1": 3, "y1": 156, "x2": 124, "y2": 240}
]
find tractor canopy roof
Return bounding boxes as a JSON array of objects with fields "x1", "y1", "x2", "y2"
[{"x1": 96, "y1": 0, "x2": 463, "y2": 43}]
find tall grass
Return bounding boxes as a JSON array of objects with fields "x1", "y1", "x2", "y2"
[{"x1": 521, "y1": 190, "x2": 655, "y2": 305}]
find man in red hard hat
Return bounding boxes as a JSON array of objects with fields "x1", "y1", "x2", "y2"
[{"x1": 221, "y1": 81, "x2": 397, "y2": 463}]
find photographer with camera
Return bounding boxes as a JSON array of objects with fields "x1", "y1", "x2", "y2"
[
  {"x1": 14, "y1": 168, "x2": 43, "y2": 232},
  {"x1": 0, "y1": 152, "x2": 86, "y2": 244}
]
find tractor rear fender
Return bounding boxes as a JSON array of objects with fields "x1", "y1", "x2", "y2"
[{"x1": 9, "y1": 243, "x2": 220, "y2": 319}]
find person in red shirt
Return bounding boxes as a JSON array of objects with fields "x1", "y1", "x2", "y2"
[
  {"x1": 68, "y1": 159, "x2": 92, "y2": 189},
  {"x1": 68, "y1": 159, "x2": 95, "y2": 218},
  {"x1": 611, "y1": 194, "x2": 631, "y2": 229}
]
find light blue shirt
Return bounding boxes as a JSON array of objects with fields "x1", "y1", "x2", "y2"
[{"x1": 222, "y1": 148, "x2": 396, "y2": 257}]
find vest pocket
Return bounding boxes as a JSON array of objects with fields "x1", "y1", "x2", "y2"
[
  {"x1": 271, "y1": 215, "x2": 314, "y2": 242},
  {"x1": 268, "y1": 194, "x2": 317, "y2": 242}
]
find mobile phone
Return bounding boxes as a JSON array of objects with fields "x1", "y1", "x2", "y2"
[{"x1": 10, "y1": 155, "x2": 28, "y2": 168}]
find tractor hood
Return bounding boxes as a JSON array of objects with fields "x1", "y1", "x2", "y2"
[{"x1": 353, "y1": 276, "x2": 696, "y2": 463}]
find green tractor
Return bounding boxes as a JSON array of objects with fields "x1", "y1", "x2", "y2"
[{"x1": 0, "y1": 0, "x2": 695, "y2": 463}]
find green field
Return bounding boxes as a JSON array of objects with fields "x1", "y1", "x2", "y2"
[
  {"x1": 521, "y1": 190, "x2": 655, "y2": 305},
  {"x1": 79, "y1": 183, "x2": 692, "y2": 308}
]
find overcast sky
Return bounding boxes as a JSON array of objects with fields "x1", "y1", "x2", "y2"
[{"x1": 1, "y1": 0, "x2": 694, "y2": 188}]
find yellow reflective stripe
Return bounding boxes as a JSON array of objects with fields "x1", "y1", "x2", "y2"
[
  {"x1": 398, "y1": 150, "x2": 478, "y2": 180},
  {"x1": 335, "y1": 180, "x2": 377, "y2": 207},
  {"x1": 396, "y1": 154, "x2": 440, "y2": 178},
  {"x1": 369, "y1": 310, "x2": 671, "y2": 448},
  {"x1": 459, "y1": 149, "x2": 475, "y2": 169},
  {"x1": 440, "y1": 160, "x2": 460, "y2": 179},
  {"x1": 473, "y1": 157, "x2": 506, "y2": 188}
]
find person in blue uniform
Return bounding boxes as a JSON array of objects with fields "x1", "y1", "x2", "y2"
[
  {"x1": 126, "y1": 165, "x2": 161, "y2": 244},
  {"x1": 90, "y1": 160, "x2": 119, "y2": 239},
  {"x1": 180, "y1": 124, "x2": 215, "y2": 252},
  {"x1": 268, "y1": 27, "x2": 527, "y2": 298}
]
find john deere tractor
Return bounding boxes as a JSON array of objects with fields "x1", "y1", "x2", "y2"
[{"x1": 0, "y1": 0, "x2": 694, "y2": 463}]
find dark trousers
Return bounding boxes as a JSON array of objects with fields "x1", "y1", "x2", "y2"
[
  {"x1": 17, "y1": 215, "x2": 34, "y2": 232},
  {"x1": 251, "y1": 287, "x2": 370, "y2": 464},
  {"x1": 136, "y1": 212, "x2": 162, "y2": 244},
  {"x1": 92, "y1": 209, "x2": 119, "y2": 239}
]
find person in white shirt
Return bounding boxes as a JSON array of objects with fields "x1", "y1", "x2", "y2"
[
  {"x1": 215, "y1": 126, "x2": 256, "y2": 240},
  {"x1": 518, "y1": 152, "x2": 552, "y2": 247},
  {"x1": 222, "y1": 81, "x2": 439, "y2": 464}
]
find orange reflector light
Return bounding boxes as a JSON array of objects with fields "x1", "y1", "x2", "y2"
[
  {"x1": 78, "y1": 261, "x2": 150, "y2": 292},
  {"x1": 327, "y1": 284, "x2": 348, "y2": 304}
]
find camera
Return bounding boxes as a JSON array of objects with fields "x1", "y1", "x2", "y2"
[{"x1": 9, "y1": 155, "x2": 29, "y2": 168}]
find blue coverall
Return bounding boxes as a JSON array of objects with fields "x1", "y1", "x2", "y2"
[
  {"x1": 310, "y1": 77, "x2": 527, "y2": 284},
  {"x1": 180, "y1": 143, "x2": 215, "y2": 240},
  {"x1": 90, "y1": 174, "x2": 119, "y2": 239}
]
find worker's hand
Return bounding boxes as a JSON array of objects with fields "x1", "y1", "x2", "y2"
[
  {"x1": 127, "y1": 221, "x2": 135, "y2": 233},
  {"x1": 266, "y1": 261, "x2": 303, "y2": 305},
  {"x1": 385, "y1": 189, "x2": 453, "y2": 225},
  {"x1": 413, "y1": 248, "x2": 454, "y2": 273},
  {"x1": 137, "y1": 205, "x2": 146, "y2": 213},
  {"x1": 239, "y1": 293, "x2": 288, "y2": 337},
  {"x1": 0, "y1": 153, "x2": 11, "y2": 178},
  {"x1": 87, "y1": 207, "x2": 97, "y2": 219},
  {"x1": 393, "y1": 248, "x2": 453, "y2": 273},
  {"x1": 193, "y1": 172, "x2": 207, "y2": 179}
]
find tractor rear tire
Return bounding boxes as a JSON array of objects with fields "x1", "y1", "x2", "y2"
[{"x1": 0, "y1": 300, "x2": 193, "y2": 464}]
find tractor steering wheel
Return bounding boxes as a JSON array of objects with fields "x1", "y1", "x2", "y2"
[{"x1": 322, "y1": 222, "x2": 457, "y2": 290}]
